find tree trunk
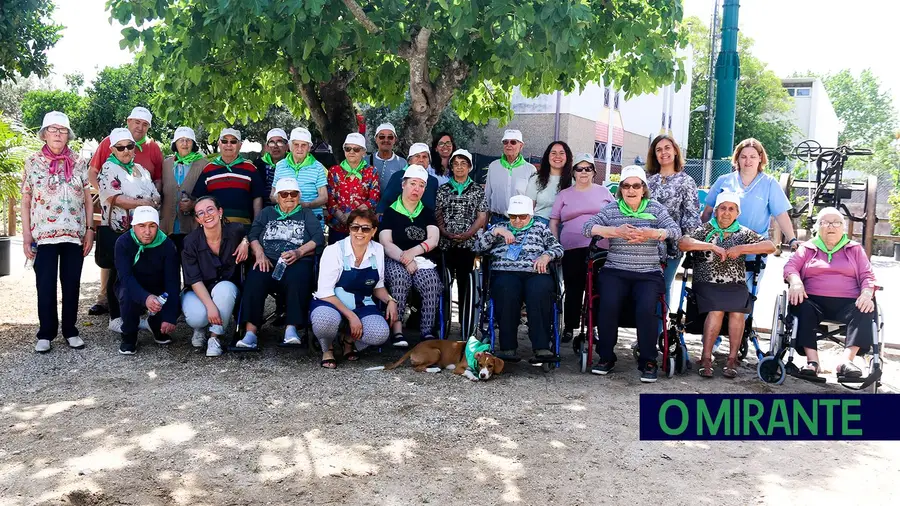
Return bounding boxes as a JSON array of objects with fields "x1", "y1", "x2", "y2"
[{"x1": 290, "y1": 67, "x2": 358, "y2": 163}]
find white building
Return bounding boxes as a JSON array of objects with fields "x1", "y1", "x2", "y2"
[{"x1": 781, "y1": 77, "x2": 840, "y2": 148}]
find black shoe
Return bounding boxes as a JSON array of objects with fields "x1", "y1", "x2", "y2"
[
  {"x1": 562, "y1": 330, "x2": 574, "y2": 344},
  {"x1": 154, "y1": 333, "x2": 172, "y2": 345},
  {"x1": 391, "y1": 333, "x2": 408, "y2": 348},
  {"x1": 88, "y1": 303, "x2": 109, "y2": 316},
  {"x1": 592, "y1": 360, "x2": 615, "y2": 375},
  {"x1": 119, "y1": 338, "x2": 137, "y2": 355},
  {"x1": 640, "y1": 361, "x2": 659, "y2": 383}
]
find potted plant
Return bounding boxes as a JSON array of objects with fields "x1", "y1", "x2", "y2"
[{"x1": 0, "y1": 117, "x2": 40, "y2": 276}]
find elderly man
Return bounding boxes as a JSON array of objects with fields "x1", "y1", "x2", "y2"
[
  {"x1": 484, "y1": 129, "x2": 536, "y2": 225},
  {"x1": 253, "y1": 128, "x2": 289, "y2": 208},
  {"x1": 369, "y1": 122, "x2": 407, "y2": 192},
  {"x1": 114, "y1": 206, "x2": 181, "y2": 355},
  {"x1": 376, "y1": 142, "x2": 441, "y2": 213},
  {"x1": 191, "y1": 128, "x2": 266, "y2": 227},
  {"x1": 272, "y1": 127, "x2": 328, "y2": 221}
]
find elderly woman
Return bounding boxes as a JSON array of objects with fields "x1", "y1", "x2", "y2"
[
  {"x1": 21, "y1": 111, "x2": 94, "y2": 353},
  {"x1": 236, "y1": 179, "x2": 324, "y2": 349},
  {"x1": 473, "y1": 195, "x2": 564, "y2": 362},
  {"x1": 784, "y1": 207, "x2": 877, "y2": 379},
  {"x1": 312, "y1": 209, "x2": 398, "y2": 368},
  {"x1": 435, "y1": 149, "x2": 488, "y2": 309},
  {"x1": 582, "y1": 165, "x2": 681, "y2": 383},
  {"x1": 678, "y1": 192, "x2": 775, "y2": 378},
  {"x1": 181, "y1": 196, "x2": 249, "y2": 356},
  {"x1": 326, "y1": 133, "x2": 380, "y2": 244},
  {"x1": 525, "y1": 141, "x2": 574, "y2": 224},
  {"x1": 160, "y1": 126, "x2": 206, "y2": 253},
  {"x1": 549, "y1": 153, "x2": 614, "y2": 343},
  {"x1": 377, "y1": 142, "x2": 442, "y2": 213},
  {"x1": 98, "y1": 127, "x2": 161, "y2": 333},
  {"x1": 379, "y1": 165, "x2": 442, "y2": 347}
]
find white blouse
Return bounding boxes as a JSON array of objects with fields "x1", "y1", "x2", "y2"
[{"x1": 314, "y1": 237, "x2": 386, "y2": 299}]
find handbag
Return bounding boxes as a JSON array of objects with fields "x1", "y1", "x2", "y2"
[{"x1": 95, "y1": 195, "x2": 125, "y2": 269}]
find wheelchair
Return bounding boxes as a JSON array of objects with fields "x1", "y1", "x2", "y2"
[{"x1": 757, "y1": 286, "x2": 884, "y2": 393}]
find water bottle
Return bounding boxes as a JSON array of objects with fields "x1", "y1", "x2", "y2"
[
  {"x1": 148, "y1": 292, "x2": 169, "y2": 316},
  {"x1": 24, "y1": 242, "x2": 38, "y2": 270},
  {"x1": 271, "y1": 257, "x2": 287, "y2": 281}
]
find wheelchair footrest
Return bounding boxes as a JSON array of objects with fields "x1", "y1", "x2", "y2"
[
  {"x1": 227, "y1": 344, "x2": 261, "y2": 353},
  {"x1": 788, "y1": 370, "x2": 827, "y2": 384},
  {"x1": 528, "y1": 355, "x2": 561, "y2": 365}
]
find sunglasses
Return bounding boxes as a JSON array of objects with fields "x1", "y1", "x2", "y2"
[
  {"x1": 349, "y1": 224, "x2": 374, "y2": 233},
  {"x1": 112, "y1": 143, "x2": 136, "y2": 152},
  {"x1": 573, "y1": 166, "x2": 594, "y2": 173},
  {"x1": 267, "y1": 140, "x2": 286, "y2": 147},
  {"x1": 502, "y1": 140, "x2": 519, "y2": 145},
  {"x1": 344, "y1": 146, "x2": 363, "y2": 153},
  {"x1": 220, "y1": 139, "x2": 240, "y2": 145},
  {"x1": 377, "y1": 135, "x2": 395, "y2": 141},
  {"x1": 509, "y1": 214, "x2": 529, "y2": 220},
  {"x1": 278, "y1": 191, "x2": 299, "y2": 198},
  {"x1": 619, "y1": 182, "x2": 644, "y2": 190}
]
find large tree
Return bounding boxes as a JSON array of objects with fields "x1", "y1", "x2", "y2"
[
  {"x1": 20, "y1": 89, "x2": 86, "y2": 132},
  {"x1": 0, "y1": 0, "x2": 63, "y2": 80},
  {"x1": 821, "y1": 69, "x2": 896, "y2": 148},
  {"x1": 107, "y1": 0, "x2": 686, "y2": 157}
]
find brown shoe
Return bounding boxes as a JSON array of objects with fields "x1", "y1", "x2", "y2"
[
  {"x1": 698, "y1": 357, "x2": 714, "y2": 378},
  {"x1": 722, "y1": 357, "x2": 739, "y2": 379}
]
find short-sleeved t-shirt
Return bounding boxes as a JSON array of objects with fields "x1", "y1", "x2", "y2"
[
  {"x1": 91, "y1": 136, "x2": 164, "y2": 182},
  {"x1": 380, "y1": 204, "x2": 439, "y2": 260},
  {"x1": 272, "y1": 157, "x2": 327, "y2": 216},
  {"x1": 192, "y1": 158, "x2": 266, "y2": 226},
  {"x1": 550, "y1": 184, "x2": 614, "y2": 250},
  {"x1": 688, "y1": 223, "x2": 764, "y2": 284},
  {"x1": 704, "y1": 171, "x2": 791, "y2": 236}
]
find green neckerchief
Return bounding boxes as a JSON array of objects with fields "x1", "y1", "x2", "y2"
[
  {"x1": 130, "y1": 229, "x2": 167, "y2": 265},
  {"x1": 286, "y1": 153, "x2": 317, "y2": 175},
  {"x1": 275, "y1": 204, "x2": 303, "y2": 221},
  {"x1": 212, "y1": 154, "x2": 246, "y2": 172},
  {"x1": 705, "y1": 217, "x2": 741, "y2": 243},
  {"x1": 175, "y1": 152, "x2": 204, "y2": 165},
  {"x1": 508, "y1": 217, "x2": 534, "y2": 235},
  {"x1": 617, "y1": 198, "x2": 656, "y2": 220},
  {"x1": 106, "y1": 153, "x2": 135, "y2": 175},
  {"x1": 135, "y1": 136, "x2": 147, "y2": 153},
  {"x1": 261, "y1": 152, "x2": 276, "y2": 167},
  {"x1": 465, "y1": 335, "x2": 491, "y2": 373},
  {"x1": 448, "y1": 177, "x2": 472, "y2": 196},
  {"x1": 340, "y1": 158, "x2": 366, "y2": 179},
  {"x1": 812, "y1": 234, "x2": 850, "y2": 263},
  {"x1": 499, "y1": 154, "x2": 525, "y2": 172},
  {"x1": 389, "y1": 196, "x2": 423, "y2": 222}
]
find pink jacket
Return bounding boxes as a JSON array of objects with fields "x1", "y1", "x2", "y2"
[{"x1": 783, "y1": 241, "x2": 876, "y2": 298}]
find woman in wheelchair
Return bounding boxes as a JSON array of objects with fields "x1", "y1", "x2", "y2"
[
  {"x1": 678, "y1": 192, "x2": 775, "y2": 378},
  {"x1": 582, "y1": 165, "x2": 681, "y2": 383},
  {"x1": 236, "y1": 179, "x2": 324, "y2": 349},
  {"x1": 783, "y1": 207, "x2": 877, "y2": 379},
  {"x1": 311, "y1": 209, "x2": 398, "y2": 368},
  {"x1": 379, "y1": 165, "x2": 442, "y2": 347},
  {"x1": 473, "y1": 195, "x2": 564, "y2": 362}
]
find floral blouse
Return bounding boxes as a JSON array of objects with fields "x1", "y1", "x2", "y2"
[
  {"x1": 648, "y1": 171, "x2": 701, "y2": 258},
  {"x1": 325, "y1": 164, "x2": 380, "y2": 233},
  {"x1": 21, "y1": 151, "x2": 91, "y2": 246},
  {"x1": 687, "y1": 223, "x2": 764, "y2": 284},
  {"x1": 435, "y1": 180, "x2": 488, "y2": 249},
  {"x1": 98, "y1": 160, "x2": 160, "y2": 232}
]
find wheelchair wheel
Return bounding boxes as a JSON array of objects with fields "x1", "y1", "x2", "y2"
[
  {"x1": 666, "y1": 357, "x2": 675, "y2": 378},
  {"x1": 674, "y1": 344, "x2": 688, "y2": 374},
  {"x1": 460, "y1": 270, "x2": 477, "y2": 339},
  {"x1": 769, "y1": 293, "x2": 786, "y2": 355},
  {"x1": 757, "y1": 355, "x2": 786, "y2": 385}
]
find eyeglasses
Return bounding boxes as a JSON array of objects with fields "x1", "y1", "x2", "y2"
[
  {"x1": 267, "y1": 140, "x2": 286, "y2": 147},
  {"x1": 220, "y1": 139, "x2": 240, "y2": 145},
  {"x1": 502, "y1": 140, "x2": 519, "y2": 146},
  {"x1": 377, "y1": 135, "x2": 395, "y2": 141},
  {"x1": 45, "y1": 126, "x2": 69, "y2": 134},
  {"x1": 112, "y1": 143, "x2": 136, "y2": 152},
  {"x1": 820, "y1": 221, "x2": 844, "y2": 229},
  {"x1": 437, "y1": 141, "x2": 453, "y2": 147},
  {"x1": 619, "y1": 182, "x2": 644, "y2": 190},
  {"x1": 349, "y1": 224, "x2": 374, "y2": 233},
  {"x1": 509, "y1": 214, "x2": 529, "y2": 220},
  {"x1": 573, "y1": 166, "x2": 594, "y2": 173},
  {"x1": 344, "y1": 146, "x2": 363, "y2": 153},
  {"x1": 451, "y1": 161, "x2": 470, "y2": 168},
  {"x1": 278, "y1": 191, "x2": 299, "y2": 198},
  {"x1": 195, "y1": 209, "x2": 216, "y2": 218}
]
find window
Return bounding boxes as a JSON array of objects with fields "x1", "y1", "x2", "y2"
[
  {"x1": 603, "y1": 88, "x2": 610, "y2": 107},
  {"x1": 594, "y1": 141, "x2": 607, "y2": 160},
  {"x1": 614, "y1": 92, "x2": 620, "y2": 110},
  {"x1": 611, "y1": 145, "x2": 623, "y2": 164},
  {"x1": 796, "y1": 88, "x2": 811, "y2": 97},
  {"x1": 787, "y1": 88, "x2": 795, "y2": 97}
]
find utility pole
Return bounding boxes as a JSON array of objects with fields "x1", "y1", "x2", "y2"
[{"x1": 712, "y1": 0, "x2": 740, "y2": 164}]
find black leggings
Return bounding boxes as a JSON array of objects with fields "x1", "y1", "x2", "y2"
[
  {"x1": 561, "y1": 247, "x2": 588, "y2": 332},
  {"x1": 792, "y1": 294, "x2": 874, "y2": 356},
  {"x1": 444, "y1": 246, "x2": 476, "y2": 302}
]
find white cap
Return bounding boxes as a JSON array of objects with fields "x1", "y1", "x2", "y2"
[
  {"x1": 275, "y1": 178, "x2": 300, "y2": 193},
  {"x1": 714, "y1": 191, "x2": 741, "y2": 213},
  {"x1": 501, "y1": 129, "x2": 523, "y2": 143},
  {"x1": 343, "y1": 132, "x2": 366, "y2": 150},
  {"x1": 403, "y1": 164, "x2": 429, "y2": 184},
  {"x1": 131, "y1": 206, "x2": 159, "y2": 226},
  {"x1": 41, "y1": 111, "x2": 71, "y2": 131},
  {"x1": 172, "y1": 126, "x2": 196, "y2": 144},
  {"x1": 407, "y1": 142, "x2": 431, "y2": 160},
  {"x1": 620, "y1": 165, "x2": 648, "y2": 185},
  {"x1": 375, "y1": 123, "x2": 397, "y2": 136},
  {"x1": 507, "y1": 195, "x2": 534, "y2": 216},
  {"x1": 266, "y1": 128, "x2": 288, "y2": 142},
  {"x1": 219, "y1": 128, "x2": 241, "y2": 142},
  {"x1": 290, "y1": 127, "x2": 312, "y2": 145},
  {"x1": 127, "y1": 106, "x2": 153, "y2": 125},
  {"x1": 109, "y1": 127, "x2": 135, "y2": 146},
  {"x1": 573, "y1": 153, "x2": 594, "y2": 167},
  {"x1": 450, "y1": 148, "x2": 472, "y2": 167}
]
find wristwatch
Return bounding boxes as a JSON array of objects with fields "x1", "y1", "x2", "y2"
[{"x1": 789, "y1": 238, "x2": 799, "y2": 246}]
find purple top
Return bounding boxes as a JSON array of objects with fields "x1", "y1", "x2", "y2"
[
  {"x1": 550, "y1": 184, "x2": 614, "y2": 250},
  {"x1": 783, "y1": 241, "x2": 876, "y2": 299}
]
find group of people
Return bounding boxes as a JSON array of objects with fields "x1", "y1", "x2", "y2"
[{"x1": 22, "y1": 107, "x2": 878, "y2": 382}]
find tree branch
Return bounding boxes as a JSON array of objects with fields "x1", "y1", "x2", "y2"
[
  {"x1": 341, "y1": 0, "x2": 380, "y2": 34},
  {"x1": 290, "y1": 65, "x2": 329, "y2": 132}
]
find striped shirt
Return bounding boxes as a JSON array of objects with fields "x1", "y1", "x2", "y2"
[
  {"x1": 473, "y1": 220, "x2": 564, "y2": 273},
  {"x1": 192, "y1": 159, "x2": 266, "y2": 225},
  {"x1": 581, "y1": 200, "x2": 682, "y2": 273},
  {"x1": 272, "y1": 157, "x2": 327, "y2": 216}
]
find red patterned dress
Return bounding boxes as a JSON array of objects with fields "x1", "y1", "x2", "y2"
[{"x1": 325, "y1": 164, "x2": 380, "y2": 234}]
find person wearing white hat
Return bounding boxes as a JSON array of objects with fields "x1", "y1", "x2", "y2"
[
  {"x1": 379, "y1": 164, "x2": 442, "y2": 346},
  {"x1": 112, "y1": 206, "x2": 181, "y2": 355},
  {"x1": 236, "y1": 177, "x2": 325, "y2": 349},
  {"x1": 679, "y1": 192, "x2": 775, "y2": 378},
  {"x1": 191, "y1": 127, "x2": 266, "y2": 228},
  {"x1": 375, "y1": 141, "x2": 441, "y2": 215},
  {"x1": 89, "y1": 106, "x2": 164, "y2": 194},
  {"x1": 370, "y1": 122, "x2": 406, "y2": 191},
  {"x1": 472, "y1": 195, "x2": 564, "y2": 363},
  {"x1": 582, "y1": 164, "x2": 682, "y2": 383},
  {"x1": 253, "y1": 127, "x2": 289, "y2": 207},
  {"x1": 325, "y1": 133, "x2": 380, "y2": 244},
  {"x1": 23, "y1": 111, "x2": 94, "y2": 353},
  {"x1": 484, "y1": 129, "x2": 536, "y2": 223},
  {"x1": 160, "y1": 126, "x2": 206, "y2": 251},
  {"x1": 271, "y1": 126, "x2": 327, "y2": 220}
]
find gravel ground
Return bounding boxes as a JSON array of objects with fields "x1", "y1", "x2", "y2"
[{"x1": 1, "y1": 248, "x2": 899, "y2": 506}]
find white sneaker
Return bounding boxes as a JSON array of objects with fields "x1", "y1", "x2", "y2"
[
  {"x1": 283, "y1": 336, "x2": 301, "y2": 345},
  {"x1": 66, "y1": 336, "x2": 85, "y2": 349},
  {"x1": 236, "y1": 333, "x2": 258, "y2": 349},
  {"x1": 139, "y1": 317, "x2": 151, "y2": 331},
  {"x1": 108, "y1": 318, "x2": 123, "y2": 333},
  {"x1": 191, "y1": 329, "x2": 207, "y2": 348},
  {"x1": 206, "y1": 337, "x2": 223, "y2": 357},
  {"x1": 35, "y1": 339, "x2": 51, "y2": 353}
]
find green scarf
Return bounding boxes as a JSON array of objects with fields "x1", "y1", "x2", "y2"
[
  {"x1": 389, "y1": 196, "x2": 423, "y2": 222},
  {"x1": 212, "y1": 154, "x2": 246, "y2": 172},
  {"x1": 465, "y1": 335, "x2": 491, "y2": 373},
  {"x1": 286, "y1": 153, "x2": 317, "y2": 175},
  {"x1": 705, "y1": 218, "x2": 741, "y2": 243},
  {"x1": 340, "y1": 158, "x2": 366, "y2": 179},
  {"x1": 130, "y1": 229, "x2": 167, "y2": 265},
  {"x1": 175, "y1": 152, "x2": 204, "y2": 165},
  {"x1": 617, "y1": 198, "x2": 656, "y2": 220},
  {"x1": 135, "y1": 136, "x2": 147, "y2": 152},
  {"x1": 499, "y1": 154, "x2": 525, "y2": 172},
  {"x1": 106, "y1": 154, "x2": 135, "y2": 175},
  {"x1": 275, "y1": 204, "x2": 303, "y2": 221},
  {"x1": 812, "y1": 234, "x2": 850, "y2": 263},
  {"x1": 261, "y1": 152, "x2": 277, "y2": 167},
  {"x1": 508, "y1": 217, "x2": 534, "y2": 235},
  {"x1": 448, "y1": 177, "x2": 472, "y2": 196}
]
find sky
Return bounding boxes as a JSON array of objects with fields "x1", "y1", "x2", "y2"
[{"x1": 44, "y1": 0, "x2": 900, "y2": 116}]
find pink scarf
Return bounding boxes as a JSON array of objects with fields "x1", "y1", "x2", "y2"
[{"x1": 42, "y1": 144, "x2": 75, "y2": 182}]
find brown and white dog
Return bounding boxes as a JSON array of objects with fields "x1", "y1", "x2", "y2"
[{"x1": 368, "y1": 340, "x2": 505, "y2": 381}]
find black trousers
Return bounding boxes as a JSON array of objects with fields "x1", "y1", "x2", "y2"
[
  {"x1": 34, "y1": 242, "x2": 84, "y2": 340},
  {"x1": 561, "y1": 247, "x2": 588, "y2": 332},
  {"x1": 118, "y1": 296, "x2": 165, "y2": 342},
  {"x1": 594, "y1": 268, "x2": 664, "y2": 365},
  {"x1": 444, "y1": 246, "x2": 476, "y2": 303},
  {"x1": 792, "y1": 294, "x2": 874, "y2": 356},
  {"x1": 241, "y1": 258, "x2": 314, "y2": 327},
  {"x1": 492, "y1": 271, "x2": 554, "y2": 352}
]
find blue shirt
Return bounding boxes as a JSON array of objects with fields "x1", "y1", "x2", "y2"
[
  {"x1": 705, "y1": 171, "x2": 791, "y2": 236},
  {"x1": 272, "y1": 157, "x2": 327, "y2": 217}
]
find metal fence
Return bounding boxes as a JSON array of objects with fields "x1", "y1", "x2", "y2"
[{"x1": 681, "y1": 158, "x2": 800, "y2": 189}]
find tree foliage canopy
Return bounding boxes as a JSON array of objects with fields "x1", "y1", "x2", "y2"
[
  {"x1": 0, "y1": 0, "x2": 63, "y2": 80},
  {"x1": 20, "y1": 90, "x2": 86, "y2": 132}
]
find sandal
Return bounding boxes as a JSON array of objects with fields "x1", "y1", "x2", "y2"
[
  {"x1": 321, "y1": 349, "x2": 337, "y2": 369},
  {"x1": 342, "y1": 339, "x2": 359, "y2": 361},
  {"x1": 722, "y1": 357, "x2": 738, "y2": 379},
  {"x1": 800, "y1": 361, "x2": 820, "y2": 377},
  {"x1": 698, "y1": 357, "x2": 714, "y2": 378},
  {"x1": 836, "y1": 362, "x2": 862, "y2": 378}
]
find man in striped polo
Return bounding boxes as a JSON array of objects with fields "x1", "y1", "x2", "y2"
[
  {"x1": 191, "y1": 128, "x2": 265, "y2": 228},
  {"x1": 271, "y1": 127, "x2": 328, "y2": 222}
]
